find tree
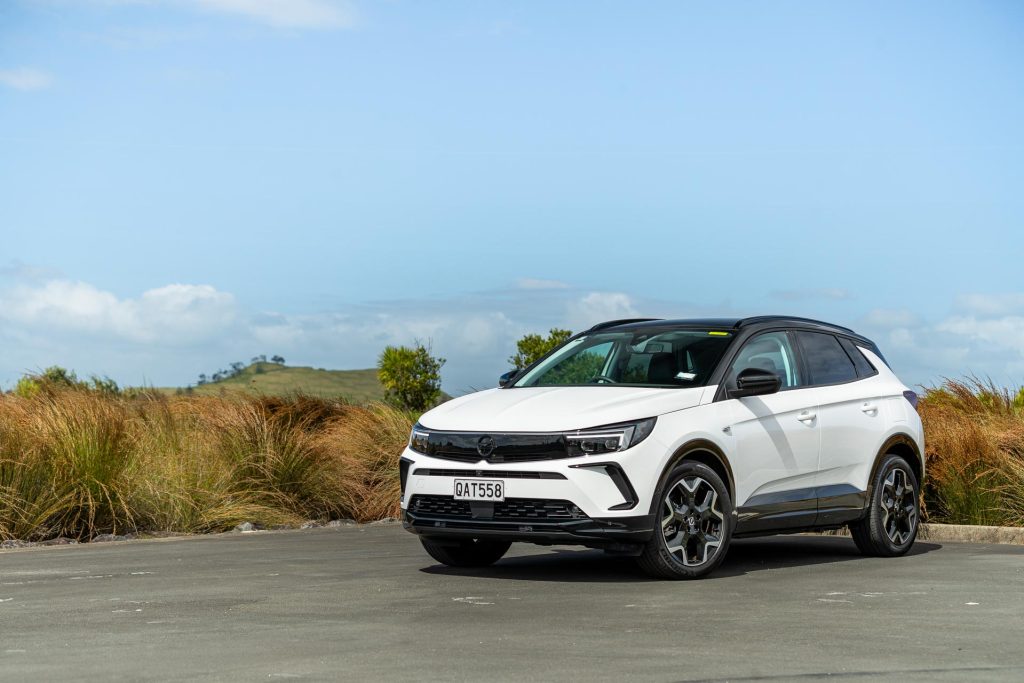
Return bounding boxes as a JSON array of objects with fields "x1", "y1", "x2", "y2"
[
  {"x1": 13, "y1": 366, "x2": 119, "y2": 397},
  {"x1": 270, "y1": 355, "x2": 285, "y2": 365},
  {"x1": 197, "y1": 373, "x2": 208, "y2": 385},
  {"x1": 509, "y1": 328, "x2": 573, "y2": 369},
  {"x1": 377, "y1": 342, "x2": 445, "y2": 411},
  {"x1": 14, "y1": 366, "x2": 81, "y2": 397}
]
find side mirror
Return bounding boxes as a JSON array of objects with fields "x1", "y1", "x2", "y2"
[
  {"x1": 499, "y1": 370, "x2": 519, "y2": 387},
  {"x1": 729, "y1": 367, "x2": 781, "y2": 398}
]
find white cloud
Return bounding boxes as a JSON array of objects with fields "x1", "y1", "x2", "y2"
[
  {"x1": 566, "y1": 292, "x2": 639, "y2": 331},
  {"x1": 0, "y1": 280, "x2": 236, "y2": 344},
  {"x1": 937, "y1": 315, "x2": 1024, "y2": 354},
  {"x1": 857, "y1": 295, "x2": 1024, "y2": 387},
  {"x1": 517, "y1": 278, "x2": 570, "y2": 290},
  {"x1": 953, "y1": 293, "x2": 1024, "y2": 317},
  {"x1": 192, "y1": 0, "x2": 356, "y2": 29},
  {"x1": 0, "y1": 67, "x2": 53, "y2": 91}
]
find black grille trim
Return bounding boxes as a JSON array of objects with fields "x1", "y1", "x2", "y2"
[
  {"x1": 412, "y1": 431, "x2": 570, "y2": 463},
  {"x1": 408, "y1": 495, "x2": 587, "y2": 521},
  {"x1": 412, "y1": 468, "x2": 566, "y2": 480}
]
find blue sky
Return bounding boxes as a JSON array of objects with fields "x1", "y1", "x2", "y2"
[{"x1": 2, "y1": 0, "x2": 1023, "y2": 394}]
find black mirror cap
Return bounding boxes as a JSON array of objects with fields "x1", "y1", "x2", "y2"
[
  {"x1": 499, "y1": 370, "x2": 520, "y2": 388},
  {"x1": 729, "y1": 367, "x2": 782, "y2": 398}
]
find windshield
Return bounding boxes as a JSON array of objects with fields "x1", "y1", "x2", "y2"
[{"x1": 512, "y1": 328, "x2": 735, "y2": 388}]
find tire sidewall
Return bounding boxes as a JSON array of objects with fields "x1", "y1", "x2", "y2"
[{"x1": 646, "y1": 461, "x2": 734, "y2": 578}]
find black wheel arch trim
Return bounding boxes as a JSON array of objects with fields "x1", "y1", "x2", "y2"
[
  {"x1": 868, "y1": 433, "x2": 924, "y2": 497},
  {"x1": 651, "y1": 439, "x2": 736, "y2": 517}
]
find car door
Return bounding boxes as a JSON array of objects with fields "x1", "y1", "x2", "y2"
[
  {"x1": 724, "y1": 330, "x2": 821, "y2": 533},
  {"x1": 793, "y1": 331, "x2": 891, "y2": 526}
]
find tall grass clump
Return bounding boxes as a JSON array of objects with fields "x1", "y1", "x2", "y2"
[
  {"x1": 919, "y1": 378, "x2": 1024, "y2": 526},
  {"x1": 0, "y1": 389, "x2": 414, "y2": 541},
  {"x1": 316, "y1": 402, "x2": 415, "y2": 522},
  {"x1": 0, "y1": 391, "x2": 134, "y2": 540}
]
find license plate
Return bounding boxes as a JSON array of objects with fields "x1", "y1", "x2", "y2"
[{"x1": 453, "y1": 479, "x2": 505, "y2": 501}]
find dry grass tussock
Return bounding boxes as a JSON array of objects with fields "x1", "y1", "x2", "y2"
[
  {"x1": 919, "y1": 378, "x2": 1024, "y2": 526},
  {"x1": 0, "y1": 389, "x2": 414, "y2": 541}
]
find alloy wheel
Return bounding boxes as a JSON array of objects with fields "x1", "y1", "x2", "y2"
[
  {"x1": 880, "y1": 468, "x2": 917, "y2": 545},
  {"x1": 662, "y1": 476, "x2": 725, "y2": 566}
]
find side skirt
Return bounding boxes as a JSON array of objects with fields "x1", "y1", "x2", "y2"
[{"x1": 735, "y1": 484, "x2": 868, "y2": 537}]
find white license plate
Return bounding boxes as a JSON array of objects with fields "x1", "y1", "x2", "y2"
[{"x1": 453, "y1": 479, "x2": 505, "y2": 501}]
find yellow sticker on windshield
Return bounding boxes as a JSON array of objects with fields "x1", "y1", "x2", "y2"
[{"x1": 708, "y1": 331, "x2": 731, "y2": 336}]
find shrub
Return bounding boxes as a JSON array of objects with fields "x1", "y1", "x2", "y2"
[
  {"x1": 509, "y1": 328, "x2": 572, "y2": 369},
  {"x1": 377, "y1": 343, "x2": 445, "y2": 412},
  {"x1": 13, "y1": 366, "x2": 120, "y2": 398}
]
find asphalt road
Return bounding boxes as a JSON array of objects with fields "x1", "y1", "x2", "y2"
[{"x1": 2, "y1": 526, "x2": 1023, "y2": 682}]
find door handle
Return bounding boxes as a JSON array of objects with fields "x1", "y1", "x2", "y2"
[
  {"x1": 797, "y1": 410, "x2": 816, "y2": 423},
  {"x1": 861, "y1": 403, "x2": 878, "y2": 414}
]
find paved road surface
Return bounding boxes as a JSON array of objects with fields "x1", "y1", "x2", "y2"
[{"x1": 2, "y1": 525, "x2": 1023, "y2": 681}]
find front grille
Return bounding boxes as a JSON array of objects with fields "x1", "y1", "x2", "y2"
[
  {"x1": 408, "y1": 495, "x2": 587, "y2": 521},
  {"x1": 412, "y1": 468, "x2": 566, "y2": 480},
  {"x1": 415, "y1": 431, "x2": 570, "y2": 463}
]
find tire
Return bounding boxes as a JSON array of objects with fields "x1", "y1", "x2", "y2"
[
  {"x1": 636, "y1": 461, "x2": 733, "y2": 580},
  {"x1": 419, "y1": 537, "x2": 512, "y2": 568},
  {"x1": 849, "y1": 454, "x2": 920, "y2": 557}
]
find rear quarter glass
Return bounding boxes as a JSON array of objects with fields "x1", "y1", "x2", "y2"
[{"x1": 839, "y1": 337, "x2": 877, "y2": 377}]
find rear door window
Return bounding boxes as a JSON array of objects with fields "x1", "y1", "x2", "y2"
[{"x1": 795, "y1": 331, "x2": 858, "y2": 385}]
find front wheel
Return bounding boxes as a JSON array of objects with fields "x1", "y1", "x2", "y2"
[
  {"x1": 420, "y1": 538, "x2": 511, "y2": 567},
  {"x1": 849, "y1": 454, "x2": 920, "y2": 557},
  {"x1": 636, "y1": 461, "x2": 733, "y2": 580}
]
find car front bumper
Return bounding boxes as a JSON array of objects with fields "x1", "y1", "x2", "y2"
[{"x1": 399, "y1": 445, "x2": 658, "y2": 550}]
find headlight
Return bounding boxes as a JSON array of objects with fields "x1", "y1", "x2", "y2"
[
  {"x1": 409, "y1": 424, "x2": 431, "y2": 455},
  {"x1": 566, "y1": 417, "x2": 657, "y2": 457}
]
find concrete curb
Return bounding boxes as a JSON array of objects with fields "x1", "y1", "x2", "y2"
[
  {"x1": 818, "y1": 522, "x2": 1024, "y2": 546},
  {"x1": 918, "y1": 523, "x2": 1024, "y2": 545}
]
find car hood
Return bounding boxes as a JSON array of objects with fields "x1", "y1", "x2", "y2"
[{"x1": 418, "y1": 386, "x2": 708, "y2": 433}]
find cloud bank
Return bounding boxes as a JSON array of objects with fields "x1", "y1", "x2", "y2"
[{"x1": 1, "y1": 269, "x2": 1022, "y2": 394}]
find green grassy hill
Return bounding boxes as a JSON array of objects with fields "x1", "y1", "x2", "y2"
[{"x1": 164, "y1": 362, "x2": 385, "y2": 403}]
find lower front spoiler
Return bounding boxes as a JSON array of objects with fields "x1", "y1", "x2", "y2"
[{"x1": 403, "y1": 511, "x2": 654, "y2": 552}]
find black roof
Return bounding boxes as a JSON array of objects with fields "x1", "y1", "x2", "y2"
[{"x1": 588, "y1": 315, "x2": 862, "y2": 338}]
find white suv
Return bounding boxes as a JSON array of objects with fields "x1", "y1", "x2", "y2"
[{"x1": 400, "y1": 316, "x2": 924, "y2": 579}]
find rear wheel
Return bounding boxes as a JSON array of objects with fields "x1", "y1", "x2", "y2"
[
  {"x1": 636, "y1": 461, "x2": 733, "y2": 580},
  {"x1": 420, "y1": 537, "x2": 511, "y2": 567},
  {"x1": 850, "y1": 454, "x2": 919, "y2": 557}
]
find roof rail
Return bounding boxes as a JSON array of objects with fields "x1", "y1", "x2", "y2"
[
  {"x1": 587, "y1": 318, "x2": 663, "y2": 332},
  {"x1": 737, "y1": 316, "x2": 856, "y2": 334}
]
